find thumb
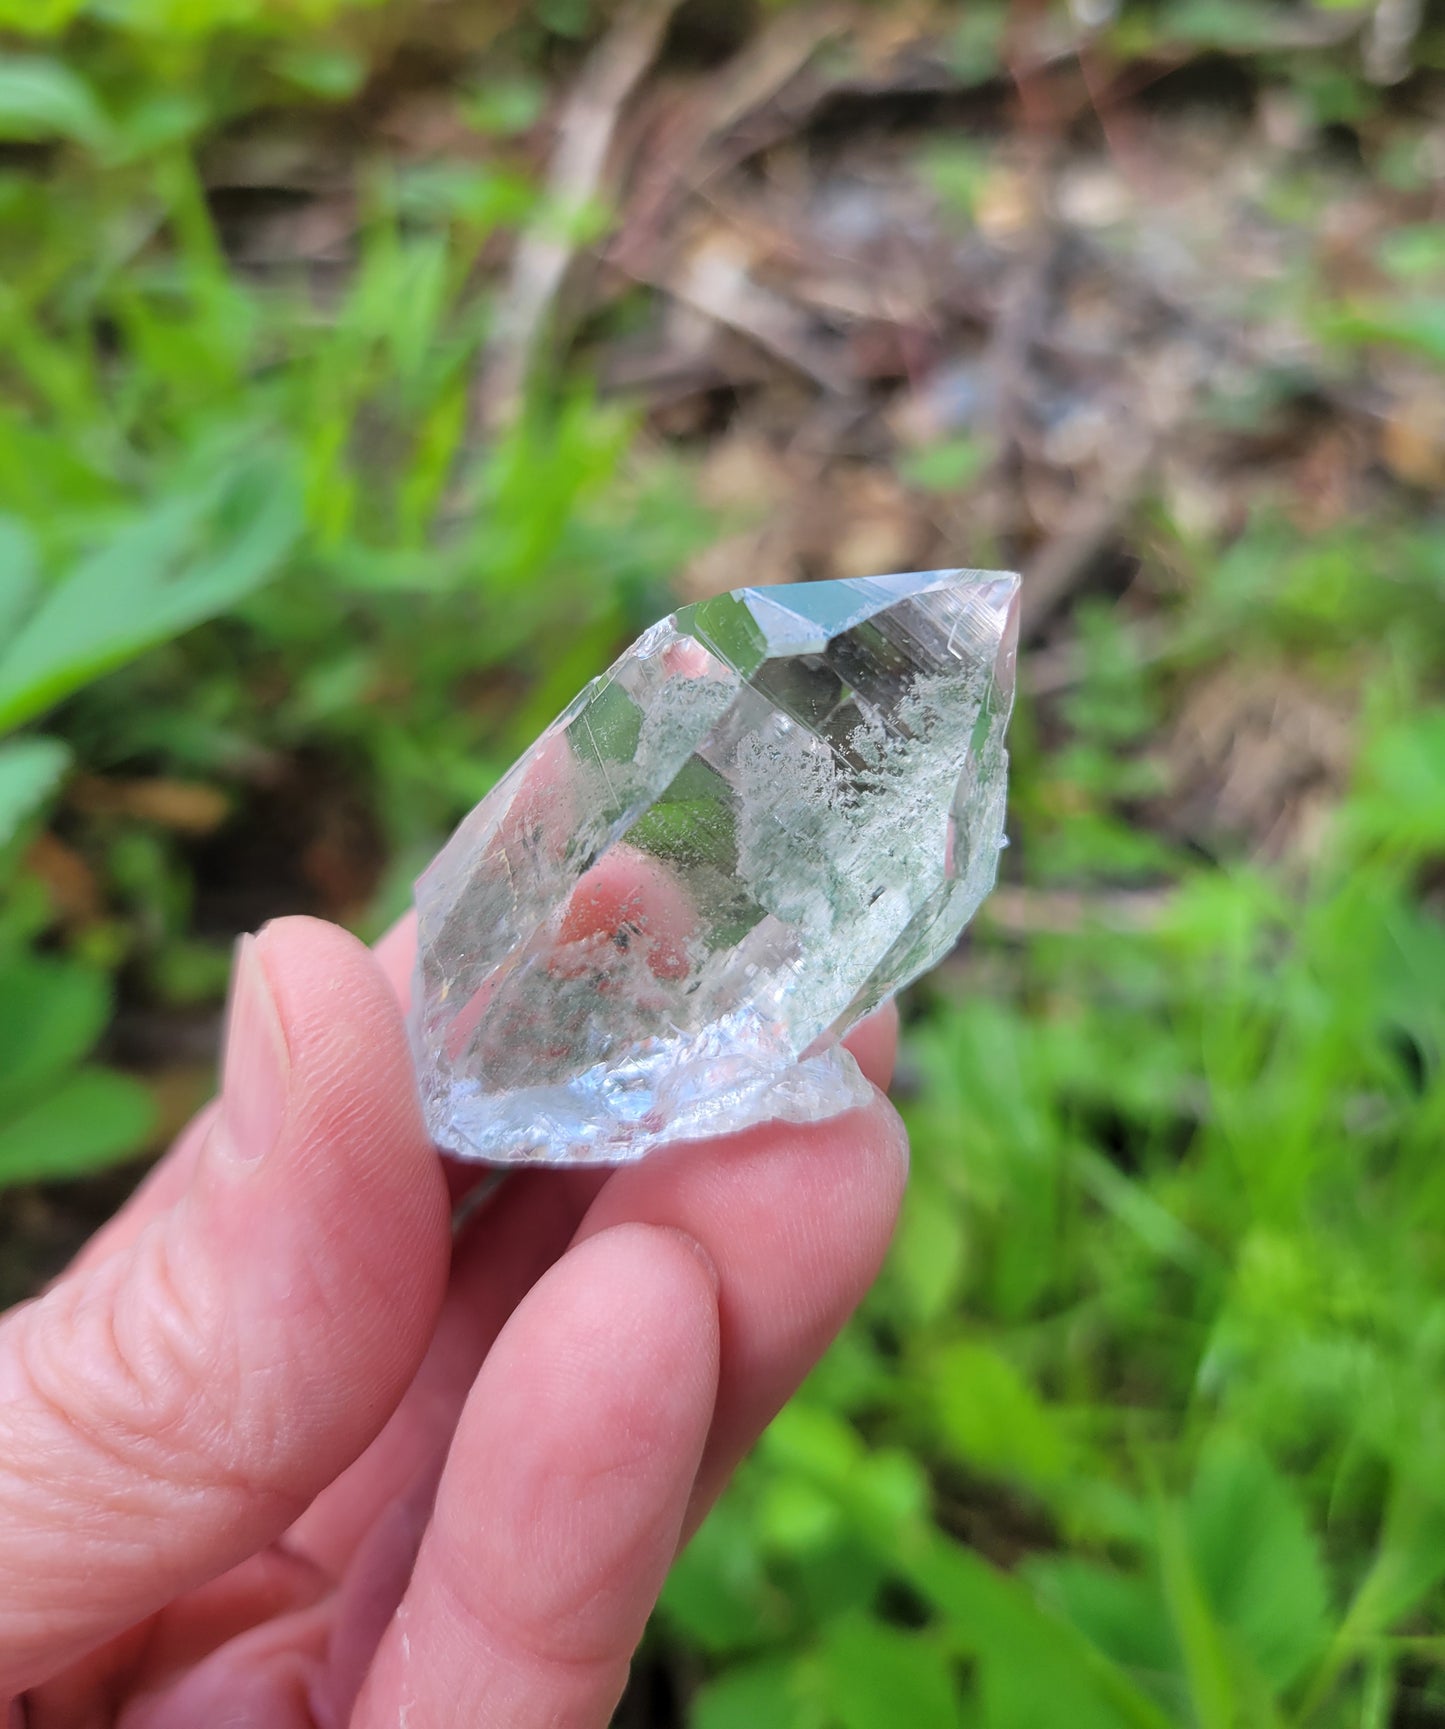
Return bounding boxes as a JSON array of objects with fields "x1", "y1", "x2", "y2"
[{"x1": 0, "y1": 917, "x2": 450, "y2": 1696}]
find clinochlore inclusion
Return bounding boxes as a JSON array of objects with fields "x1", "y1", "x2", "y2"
[{"x1": 410, "y1": 570, "x2": 1019, "y2": 1165}]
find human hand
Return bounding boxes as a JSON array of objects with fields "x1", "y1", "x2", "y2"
[{"x1": 0, "y1": 915, "x2": 906, "y2": 1727}]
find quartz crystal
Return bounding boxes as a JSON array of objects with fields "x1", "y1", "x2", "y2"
[{"x1": 411, "y1": 568, "x2": 1019, "y2": 1165}]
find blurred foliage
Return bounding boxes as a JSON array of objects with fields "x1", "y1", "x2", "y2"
[{"x1": 1, "y1": 0, "x2": 1444, "y2": 1724}]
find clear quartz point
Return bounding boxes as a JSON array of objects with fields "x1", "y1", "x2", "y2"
[{"x1": 410, "y1": 568, "x2": 1020, "y2": 1165}]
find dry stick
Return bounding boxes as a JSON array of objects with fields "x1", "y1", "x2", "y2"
[
  {"x1": 476, "y1": 0, "x2": 682, "y2": 433},
  {"x1": 609, "y1": 3, "x2": 848, "y2": 279},
  {"x1": 1019, "y1": 435, "x2": 1156, "y2": 644}
]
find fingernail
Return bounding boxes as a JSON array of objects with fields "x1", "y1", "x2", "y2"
[{"x1": 217, "y1": 933, "x2": 290, "y2": 1166}]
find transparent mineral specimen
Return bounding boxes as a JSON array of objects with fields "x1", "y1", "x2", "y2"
[{"x1": 410, "y1": 568, "x2": 1019, "y2": 1165}]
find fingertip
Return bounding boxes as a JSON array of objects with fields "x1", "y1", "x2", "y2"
[
  {"x1": 242, "y1": 916, "x2": 446, "y2": 1207},
  {"x1": 352, "y1": 1219, "x2": 722, "y2": 1729},
  {"x1": 575, "y1": 1093, "x2": 909, "y2": 1529},
  {"x1": 647, "y1": 1222, "x2": 722, "y2": 1300},
  {"x1": 517, "y1": 1222, "x2": 722, "y2": 1423},
  {"x1": 252, "y1": 915, "x2": 406, "y2": 1091},
  {"x1": 199, "y1": 917, "x2": 451, "y2": 1455}
]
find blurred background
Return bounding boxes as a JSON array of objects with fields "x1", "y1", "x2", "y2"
[{"x1": 0, "y1": 0, "x2": 1442, "y2": 1722}]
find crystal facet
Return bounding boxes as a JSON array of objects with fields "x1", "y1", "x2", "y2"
[{"x1": 410, "y1": 569, "x2": 1019, "y2": 1165}]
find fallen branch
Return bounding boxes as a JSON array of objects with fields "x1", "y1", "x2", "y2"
[{"x1": 476, "y1": 0, "x2": 681, "y2": 431}]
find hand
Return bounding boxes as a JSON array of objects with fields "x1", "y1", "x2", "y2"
[{"x1": 0, "y1": 915, "x2": 906, "y2": 1727}]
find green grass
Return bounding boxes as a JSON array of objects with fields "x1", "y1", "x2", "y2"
[{"x1": 2, "y1": 1, "x2": 1444, "y2": 1724}]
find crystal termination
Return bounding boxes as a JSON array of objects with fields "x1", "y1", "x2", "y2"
[{"x1": 410, "y1": 568, "x2": 1019, "y2": 1165}]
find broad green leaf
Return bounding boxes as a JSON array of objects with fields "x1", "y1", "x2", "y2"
[
  {"x1": 904, "y1": 1531, "x2": 1174, "y2": 1729},
  {"x1": 0, "y1": 736, "x2": 70, "y2": 848},
  {"x1": 1186, "y1": 1436, "x2": 1331, "y2": 1692},
  {"x1": 818, "y1": 1614, "x2": 962, "y2": 1729},
  {"x1": 659, "y1": 1501, "x2": 779, "y2": 1657},
  {"x1": 1027, "y1": 1558, "x2": 1178, "y2": 1682},
  {"x1": 461, "y1": 77, "x2": 546, "y2": 138},
  {"x1": 1323, "y1": 301, "x2": 1445, "y2": 366},
  {"x1": 0, "y1": 58, "x2": 111, "y2": 147},
  {"x1": 1348, "y1": 709, "x2": 1445, "y2": 856},
  {"x1": 0, "y1": 514, "x2": 38, "y2": 641},
  {"x1": 0, "y1": 0, "x2": 85, "y2": 30},
  {"x1": 1161, "y1": 0, "x2": 1307, "y2": 49},
  {"x1": 890, "y1": 1176, "x2": 967, "y2": 1322},
  {"x1": 691, "y1": 1657, "x2": 810, "y2": 1729},
  {"x1": 0, "y1": 1067, "x2": 155, "y2": 1186},
  {"x1": 0, "y1": 953, "x2": 109, "y2": 1109},
  {"x1": 275, "y1": 44, "x2": 367, "y2": 99},
  {"x1": 0, "y1": 451, "x2": 302, "y2": 732},
  {"x1": 1155, "y1": 1495, "x2": 1236, "y2": 1729},
  {"x1": 757, "y1": 1474, "x2": 843, "y2": 1555},
  {"x1": 930, "y1": 1339, "x2": 1069, "y2": 1487}
]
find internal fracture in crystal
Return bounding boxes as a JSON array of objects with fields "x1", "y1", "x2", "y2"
[{"x1": 410, "y1": 568, "x2": 1019, "y2": 1164}]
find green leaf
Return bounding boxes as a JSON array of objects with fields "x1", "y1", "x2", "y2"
[
  {"x1": 275, "y1": 44, "x2": 367, "y2": 100},
  {"x1": 1341, "y1": 1486, "x2": 1445, "y2": 1644},
  {"x1": 627, "y1": 796, "x2": 738, "y2": 871},
  {"x1": 1186, "y1": 1436, "x2": 1332, "y2": 1692},
  {"x1": 461, "y1": 76, "x2": 546, "y2": 137},
  {"x1": 905, "y1": 1532, "x2": 1174, "y2": 1729},
  {"x1": 1321, "y1": 300, "x2": 1445, "y2": 366},
  {"x1": 0, "y1": 450, "x2": 302, "y2": 733},
  {"x1": 0, "y1": 1066, "x2": 155, "y2": 1186},
  {"x1": 929, "y1": 1339, "x2": 1069, "y2": 1488},
  {"x1": 1349, "y1": 709, "x2": 1445, "y2": 856},
  {"x1": 0, "y1": 736, "x2": 70, "y2": 847},
  {"x1": 917, "y1": 141, "x2": 992, "y2": 221},
  {"x1": 1160, "y1": 0, "x2": 1302, "y2": 50},
  {"x1": 0, "y1": 514, "x2": 39, "y2": 641},
  {"x1": 1028, "y1": 1558, "x2": 1178, "y2": 1681},
  {"x1": 899, "y1": 437, "x2": 989, "y2": 495},
  {"x1": 0, "y1": 954, "x2": 109, "y2": 1109},
  {"x1": 818, "y1": 1614, "x2": 962, "y2": 1729},
  {"x1": 0, "y1": 57, "x2": 112, "y2": 147},
  {"x1": 692, "y1": 1657, "x2": 809, "y2": 1729},
  {"x1": 0, "y1": 0, "x2": 85, "y2": 31},
  {"x1": 890, "y1": 1175, "x2": 967, "y2": 1322},
  {"x1": 1155, "y1": 1494, "x2": 1236, "y2": 1729},
  {"x1": 660, "y1": 1500, "x2": 779, "y2": 1656}
]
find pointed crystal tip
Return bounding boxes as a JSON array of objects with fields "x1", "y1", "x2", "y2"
[{"x1": 410, "y1": 568, "x2": 1020, "y2": 1165}]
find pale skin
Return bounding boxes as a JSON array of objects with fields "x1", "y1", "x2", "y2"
[{"x1": 0, "y1": 913, "x2": 906, "y2": 1727}]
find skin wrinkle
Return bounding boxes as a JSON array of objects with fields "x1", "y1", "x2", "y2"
[
  {"x1": 68, "y1": 1109, "x2": 217, "y2": 1283},
  {"x1": 4, "y1": 914, "x2": 905, "y2": 1728},
  {"x1": 3, "y1": 1232, "x2": 257, "y2": 1520},
  {"x1": 49, "y1": 1185, "x2": 294, "y2": 1515},
  {"x1": 0, "y1": 920, "x2": 455, "y2": 1706},
  {"x1": 428, "y1": 1549, "x2": 632, "y2": 1690}
]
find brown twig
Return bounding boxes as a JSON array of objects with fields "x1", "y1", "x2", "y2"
[
  {"x1": 1019, "y1": 432, "x2": 1155, "y2": 643},
  {"x1": 475, "y1": 0, "x2": 682, "y2": 432},
  {"x1": 608, "y1": 5, "x2": 849, "y2": 280}
]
